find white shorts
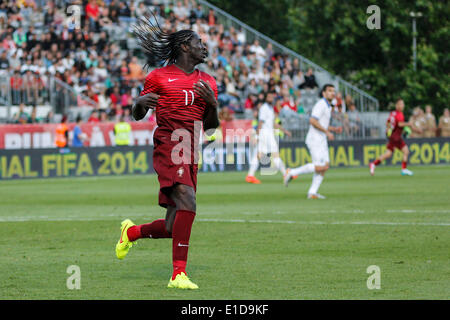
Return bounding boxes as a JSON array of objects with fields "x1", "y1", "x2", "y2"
[
  {"x1": 306, "y1": 139, "x2": 329, "y2": 166},
  {"x1": 257, "y1": 130, "x2": 279, "y2": 155}
]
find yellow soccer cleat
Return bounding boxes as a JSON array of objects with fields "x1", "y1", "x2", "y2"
[
  {"x1": 167, "y1": 272, "x2": 199, "y2": 290},
  {"x1": 115, "y1": 219, "x2": 136, "y2": 260}
]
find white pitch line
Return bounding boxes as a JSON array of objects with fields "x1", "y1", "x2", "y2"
[
  {"x1": 197, "y1": 218, "x2": 450, "y2": 227},
  {"x1": 386, "y1": 209, "x2": 450, "y2": 214}
]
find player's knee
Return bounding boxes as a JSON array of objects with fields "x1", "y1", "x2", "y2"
[
  {"x1": 173, "y1": 185, "x2": 196, "y2": 212},
  {"x1": 315, "y1": 164, "x2": 329, "y2": 173}
]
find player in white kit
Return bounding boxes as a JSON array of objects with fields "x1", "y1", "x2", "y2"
[
  {"x1": 246, "y1": 91, "x2": 291, "y2": 184},
  {"x1": 283, "y1": 84, "x2": 342, "y2": 198}
]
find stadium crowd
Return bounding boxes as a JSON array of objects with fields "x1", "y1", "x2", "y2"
[{"x1": 1, "y1": 0, "x2": 449, "y2": 138}]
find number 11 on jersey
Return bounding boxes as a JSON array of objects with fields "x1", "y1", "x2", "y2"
[{"x1": 183, "y1": 90, "x2": 194, "y2": 106}]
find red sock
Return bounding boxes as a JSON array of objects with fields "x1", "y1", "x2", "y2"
[
  {"x1": 171, "y1": 210, "x2": 196, "y2": 280},
  {"x1": 373, "y1": 159, "x2": 381, "y2": 166},
  {"x1": 127, "y1": 219, "x2": 171, "y2": 242},
  {"x1": 402, "y1": 161, "x2": 407, "y2": 169}
]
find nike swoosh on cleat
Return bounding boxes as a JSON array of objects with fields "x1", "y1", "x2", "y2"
[{"x1": 119, "y1": 223, "x2": 128, "y2": 243}]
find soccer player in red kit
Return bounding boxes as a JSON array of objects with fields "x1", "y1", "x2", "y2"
[
  {"x1": 115, "y1": 15, "x2": 219, "y2": 290},
  {"x1": 370, "y1": 98, "x2": 414, "y2": 176}
]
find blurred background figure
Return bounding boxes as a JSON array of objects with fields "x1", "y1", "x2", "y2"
[
  {"x1": 424, "y1": 105, "x2": 437, "y2": 138},
  {"x1": 438, "y1": 108, "x2": 450, "y2": 137},
  {"x1": 55, "y1": 115, "x2": 68, "y2": 148},
  {"x1": 72, "y1": 115, "x2": 88, "y2": 147}
]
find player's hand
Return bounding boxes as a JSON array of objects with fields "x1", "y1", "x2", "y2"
[
  {"x1": 137, "y1": 92, "x2": 159, "y2": 110},
  {"x1": 335, "y1": 126, "x2": 343, "y2": 134},
  {"x1": 194, "y1": 79, "x2": 217, "y2": 108},
  {"x1": 326, "y1": 131, "x2": 335, "y2": 141},
  {"x1": 284, "y1": 129, "x2": 292, "y2": 137}
]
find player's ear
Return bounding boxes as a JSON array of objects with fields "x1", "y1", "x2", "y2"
[{"x1": 180, "y1": 42, "x2": 189, "y2": 53}]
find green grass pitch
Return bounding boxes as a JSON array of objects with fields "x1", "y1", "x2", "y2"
[{"x1": 0, "y1": 165, "x2": 449, "y2": 299}]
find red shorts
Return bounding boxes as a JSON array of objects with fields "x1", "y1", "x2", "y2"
[
  {"x1": 153, "y1": 129, "x2": 198, "y2": 208},
  {"x1": 386, "y1": 137, "x2": 406, "y2": 151}
]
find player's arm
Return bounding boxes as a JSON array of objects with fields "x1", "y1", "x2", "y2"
[
  {"x1": 274, "y1": 120, "x2": 292, "y2": 137},
  {"x1": 132, "y1": 93, "x2": 159, "y2": 121},
  {"x1": 398, "y1": 121, "x2": 412, "y2": 128},
  {"x1": 309, "y1": 117, "x2": 334, "y2": 140},
  {"x1": 133, "y1": 71, "x2": 160, "y2": 121},
  {"x1": 328, "y1": 125, "x2": 343, "y2": 134},
  {"x1": 195, "y1": 79, "x2": 219, "y2": 131},
  {"x1": 256, "y1": 119, "x2": 262, "y2": 135}
]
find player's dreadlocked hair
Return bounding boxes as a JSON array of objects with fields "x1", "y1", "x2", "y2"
[{"x1": 133, "y1": 11, "x2": 195, "y2": 68}]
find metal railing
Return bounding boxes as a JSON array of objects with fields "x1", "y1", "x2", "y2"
[
  {"x1": 196, "y1": 0, "x2": 380, "y2": 113},
  {"x1": 0, "y1": 73, "x2": 97, "y2": 121},
  {"x1": 279, "y1": 110, "x2": 389, "y2": 141}
]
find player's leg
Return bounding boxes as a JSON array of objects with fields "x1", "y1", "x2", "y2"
[
  {"x1": 400, "y1": 144, "x2": 413, "y2": 175},
  {"x1": 307, "y1": 163, "x2": 328, "y2": 199},
  {"x1": 306, "y1": 142, "x2": 329, "y2": 199},
  {"x1": 167, "y1": 183, "x2": 199, "y2": 289},
  {"x1": 164, "y1": 205, "x2": 177, "y2": 233},
  {"x1": 115, "y1": 189, "x2": 176, "y2": 260},
  {"x1": 284, "y1": 161, "x2": 315, "y2": 187},
  {"x1": 269, "y1": 132, "x2": 286, "y2": 177},
  {"x1": 246, "y1": 148, "x2": 261, "y2": 184},
  {"x1": 125, "y1": 191, "x2": 175, "y2": 241},
  {"x1": 370, "y1": 147, "x2": 393, "y2": 175},
  {"x1": 272, "y1": 151, "x2": 287, "y2": 177}
]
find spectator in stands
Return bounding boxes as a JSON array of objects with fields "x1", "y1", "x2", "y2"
[
  {"x1": 299, "y1": 68, "x2": 318, "y2": 89},
  {"x1": 122, "y1": 106, "x2": 133, "y2": 122},
  {"x1": 88, "y1": 109, "x2": 100, "y2": 123},
  {"x1": 44, "y1": 110, "x2": 55, "y2": 123},
  {"x1": 27, "y1": 105, "x2": 41, "y2": 123},
  {"x1": 292, "y1": 69, "x2": 305, "y2": 90},
  {"x1": 13, "y1": 26, "x2": 27, "y2": 47},
  {"x1": 333, "y1": 92, "x2": 345, "y2": 111},
  {"x1": 0, "y1": 50, "x2": 9, "y2": 70},
  {"x1": 173, "y1": 1, "x2": 189, "y2": 20},
  {"x1": 128, "y1": 56, "x2": 145, "y2": 81},
  {"x1": 438, "y1": 108, "x2": 450, "y2": 137},
  {"x1": 207, "y1": 8, "x2": 216, "y2": 26},
  {"x1": 281, "y1": 91, "x2": 297, "y2": 113},
  {"x1": 347, "y1": 103, "x2": 361, "y2": 137},
  {"x1": 10, "y1": 70, "x2": 23, "y2": 104},
  {"x1": 345, "y1": 94, "x2": 353, "y2": 109},
  {"x1": 273, "y1": 97, "x2": 283, "y2": 114},
  {"x1": 97, "y1": 87, "x2": 111, "y2": 112},
  {"x1": 409, "y1": 107, "x2": 425, "y2": 138},
  {"x1": 12, "y1": 103, "x2": 29, "y2": 124},
  {"x1": 2, "y1": 34, "x2": 16, "y2": 51},
  {"x1": 332, "y1": 104, "x2": 350, "y2": 137},
  {"x1": 99, "y1": 110, "x2": 108, "y2": 122},
  {"x1": 86, "y1": 0, "x2": 100, "y2": 31},
  {"x1": 121, "y1": 89, "x2": 133, "y2": 111},
  {"x1": 424, "y1": 105, "x2": 437, "y2": 137}
]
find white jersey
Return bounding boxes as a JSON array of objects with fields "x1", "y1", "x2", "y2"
[
  {"x1": 257, "y1": 102, "x2": 278, "y2": 154},
  {"x1": 258, "y1": 102, "x2": 275, "y2": 132},
  {"x1": 306, "y1": 98, "x2": 332, "y2": 144}
]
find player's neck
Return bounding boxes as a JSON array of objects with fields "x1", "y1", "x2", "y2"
[{"x1": 173, "y1": 58, "x2": 196, "y2": 74}]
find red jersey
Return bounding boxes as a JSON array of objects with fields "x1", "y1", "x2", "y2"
[
  {"x1": 140, "y1": 64, "x2": 218, "y2": 135},
  {"x1": 387, "y1": 110, "x2": 404, "y2": 140}
]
